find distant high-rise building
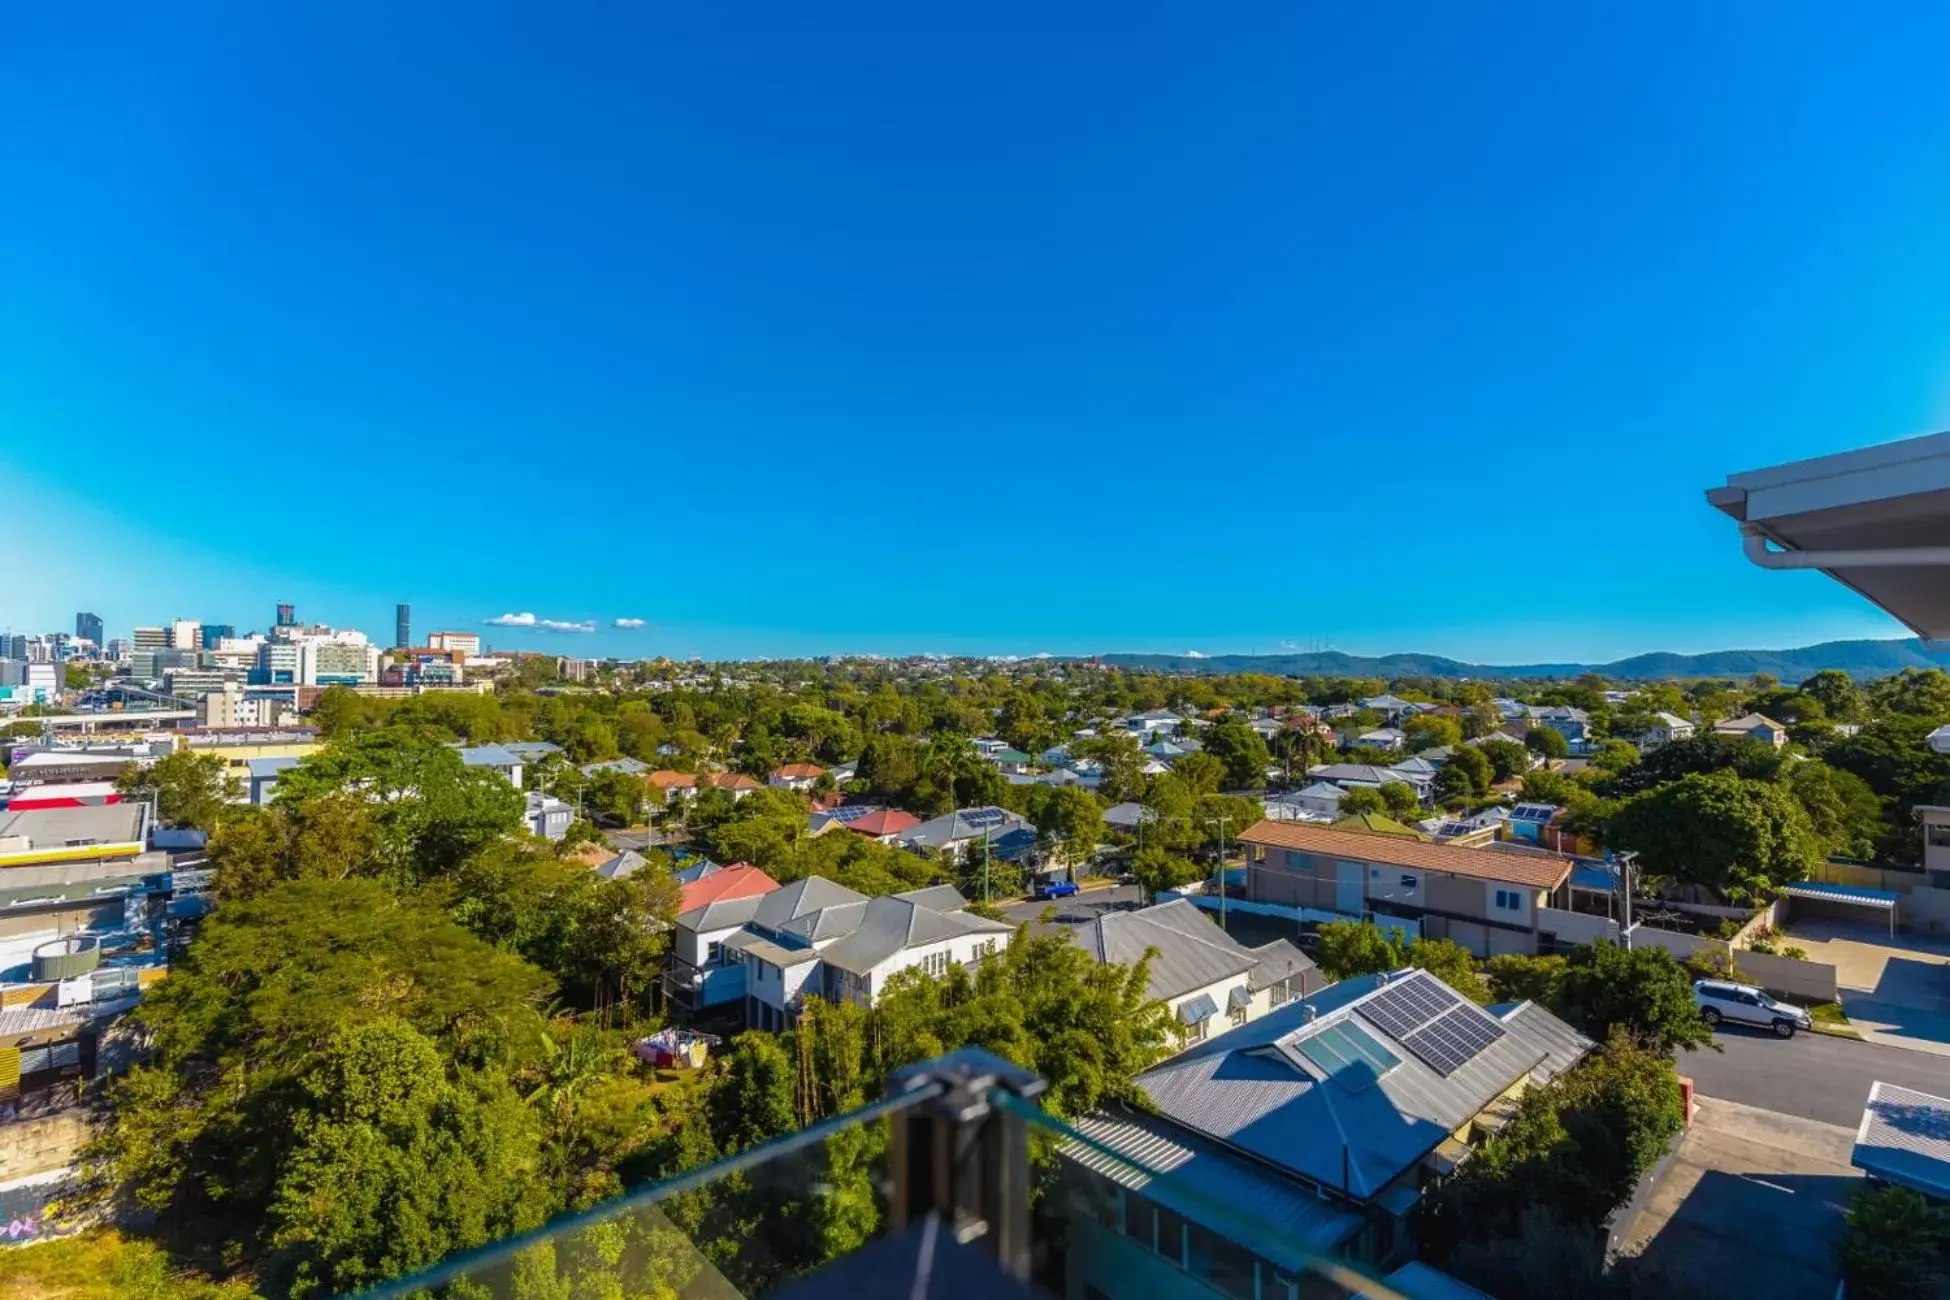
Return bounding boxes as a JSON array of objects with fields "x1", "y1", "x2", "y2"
[
  {"x1": 132, "y1": 626, "x2": 167, "y2": 651},
  {"x1": 76, "y1": 612, "x2": 103, "y2": 644},
  {"x1": 395, "y1": 604, "x2": 411, "y2": 650},
  {"x1": 0, "y1": 634, "x2": 26, "y2": 659},
  {"x1": 427, "y1": 631, "x2": 482, "y2": 655},
  {"x1": 169, "y1": 619, "x2": 202, "y2": 651},
  {"x1": 201, "y1": 623, "x2": 236, "y2": 650},
  {"x1": 105, "y1": 637, "x2": 132, "y2": 661},
  {"x1": 276, "y1": 602, "x2": 296, "y2": 627}
]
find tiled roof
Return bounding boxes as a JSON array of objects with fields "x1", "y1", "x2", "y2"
[
  {"x1": 647, "y1": 770, "x2": 697, "y2": 789},
  {"x1": 846, "y1": 808, "x2": 920, "y2": 836},
  {"x1": 708, "y1": 772, "x2": 764, "y2": 791},
  {"x1": 771, "y1": 763, "x2": 826, "y2": 779},
  {"x1": 679, "y1": 864, "x2": 779, "y2": 912},
  {"x1": 1236, "y1": 819, "x2": 1572, "y2": 889}
]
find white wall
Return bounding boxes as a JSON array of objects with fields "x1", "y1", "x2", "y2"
[
  {"x1": 866, "y1": 931, "x2": 1005, "y2": 1000},
  {"x1": 1537, "y1": 906, "x2": 1620, "y2": 946},
  {"x1": 673, "y1": 922, "x2": 746, "y2": 969},
  {"x1": 1166, "y1": 972, "x2": 1265, "y2": 1042},
  {"x1": 1366, "y1": 866, "x2": 1425, "y2": 910}
]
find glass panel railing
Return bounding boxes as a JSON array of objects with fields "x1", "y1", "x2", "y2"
[
  {"x1": 358, "y1": 1082, "x2": 942, "y2": 1300},
  {"x1": 989, "y1": 1089, "x2": 1410, "y2": 1300}
]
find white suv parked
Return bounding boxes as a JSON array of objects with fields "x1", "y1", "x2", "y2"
[{"x1": 1693, "y1": 980, "x2": 1812, "y2": 1038}]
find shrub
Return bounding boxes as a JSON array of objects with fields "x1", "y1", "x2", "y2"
[{"x1": 1835, "y1": 1184, "x2": 1950, "y2": 1300}]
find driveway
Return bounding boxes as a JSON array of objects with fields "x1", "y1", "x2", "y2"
[
  {"x1": 1785, "y1": 920, "x2": 1950, "y2": 1057},
  {"x1": 1617, "y1": 1095, "x2": 1860, "y2": 1299}
]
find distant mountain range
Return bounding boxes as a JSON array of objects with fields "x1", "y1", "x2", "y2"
[{"x1": 1092, "y1": 638, "x2": 1950, "y2": 683}]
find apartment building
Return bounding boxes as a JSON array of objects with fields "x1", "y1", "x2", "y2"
[{"x1": 1236, "y1": 820, "x2": 1573, "y2": 957}]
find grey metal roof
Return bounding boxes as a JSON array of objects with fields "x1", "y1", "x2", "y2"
[
  {"x1": 594, "y1": 850, "x2": 646, "y2": 880},
  {"x1": 1074, "y1": 899, "x2": 1259, "y2": 1002},
  {"x1": 817, "y1": 896, "x2": 1009, "y2": 975},
  {"x1": 1136, "y1": 969, "x2": 1593, "y2": 1200},
  {"x1": 456, "y1": 745, "x2": 522, "y2": 768},
  {"x1": 580, "y1": 756, "x2": 649, "y2": 776},
  {"x1": 1102, "y1": 801, "x2": 1157, "y2": 829},
  {"x1": 246, "y1": 756, "x2": 302, "y2": 779},
  {"x1": 893, "y1": 884, "x2": 968, "y2": 912},
  {"x1": 1307, "y1": 764, "x2": 1423, "y2": 787},
  {"x1": 1246, "y1": 939, "x2": 1318, "y2": 992},
  {"x1": 1061, "y1": 1111, "x2": 1361, "y2": 1269},
  {"x1": 897, "y1": 807, "x2": 1029, "y2": 849},
  {"x1": 1852, "y1": 1081, "x2": 1950, "y2": 1198},
  {"x1": 502, "y1": 742, "x2": 564, "y2": 759},
  {"x1": 0, "y1": 1005, "x2": 87, "y2": 1037},
  {"x1": 750, "y1": 876, "x2": 868, "y2": 931},
  {"x1": 677, "y1": 892, "x2": 769, "y2": 934},
  {"x1": 0, "y1": 803, "x2": 145, "y2": 847}
]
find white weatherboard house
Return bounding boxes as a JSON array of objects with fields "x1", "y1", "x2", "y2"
[{"x1": 723, "y1": 878, "x2": 1011, "y2": 1031}]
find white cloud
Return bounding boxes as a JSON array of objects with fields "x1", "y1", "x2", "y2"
[
  {"x1": 1183, "y1": 650, "x2": 1207, "y2": 659},
  {"x1": 483, "y1": 612, "x2": 595, "y2": 633},
  {"x1": 614, "y1": 617, "x2": 646, "y2": 629}
]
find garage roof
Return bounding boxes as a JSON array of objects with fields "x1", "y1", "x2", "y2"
[{"x1": 1852, "y1": 1081, "x2": 1950, "y2": 1199}]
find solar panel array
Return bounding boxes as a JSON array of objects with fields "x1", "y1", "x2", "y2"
[
  {"x1": 824, "y1": 805, "x2": 876, "y2": 823},
  {"x1": 1355, "y1": 975, "x2": 1506, "y2": 1078},
  {"x1": 960, "y1": 807, "x2": 1009, "y2": 830},
  {"x1": 1402, "y1": 1007, "x2": 1506, "y2": 1077}
]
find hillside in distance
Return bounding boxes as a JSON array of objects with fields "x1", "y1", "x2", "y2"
[{"x1": 1093, "y1": 638, "x2": 1950, "y2": 683}]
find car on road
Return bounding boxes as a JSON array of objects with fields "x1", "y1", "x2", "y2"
[
  {"x1": 1033, "y1": 879, "x2": 1080, "y2": 900},
  {"x1": 1693, "y1": 979, "x2": 1813, "y2": 1038}
]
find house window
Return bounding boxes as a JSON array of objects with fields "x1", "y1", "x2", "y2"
[
  {"x1": 1229, "y1": 1002, "x2": 1249, "y2": 1026},
  {"x1": 1399, "y1": 874, "x2": 1417, "y2": 891},
  {"x1": 1494, "y1": 889, "x2": 1522, "y2": 911},
  {"x1": 921, "y1": 951, "x2": 951, "y2": 978},
  {"x1": 1184, "y1": 1017, "x2": 1208, "y2": 1043},
  {"x1": 707, "y1": 942, "x2": 724, "y2": 966}
]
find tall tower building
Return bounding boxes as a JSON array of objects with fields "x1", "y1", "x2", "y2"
[
  {"x1": 395, "y1": 603, "x2": 411, "y2": 650},
  {"x1": 276, "y1": 602, "x2": 296, "y2": 628},
  {"x1": 75, "y1": 612, "x2": 104, "y2": 644}
]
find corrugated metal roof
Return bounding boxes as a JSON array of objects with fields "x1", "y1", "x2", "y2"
[
  {"x1": 1075, "y1": 900, "x2": 1260, "y2": 1002},
  {"x1": 1852, "y1": 1081, "x2": 1950, "y2": 1198},
  {"x1": 1061, "y1": 1112, "x2": 1361, "y2": 1268},
  {"x1": 0, "y1": 1004, "x2": 86, "y2": 1037},
  {"x1": 1785, "y1": 881, "x2": 1898, "y2": 909},
  {"x1": 1136, "y1": 970, "x2": 1593, "y2": 1199}
]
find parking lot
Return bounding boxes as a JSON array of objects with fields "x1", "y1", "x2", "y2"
[{"x1": 1617, "y1": 1094, "x2": 1860, "y2": 1299}]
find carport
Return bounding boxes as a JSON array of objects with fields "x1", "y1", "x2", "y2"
[{"x1": 1782, "y1": 881, "x2": 1899, "y2": 940}]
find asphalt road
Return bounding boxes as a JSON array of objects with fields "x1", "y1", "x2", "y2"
[
  {"x1": 604, "y1": 828, "x2": 685, "y2": 853},
  {"x1": 1000, "y1": 883, "x2": 1144, "y2": 929},
  {"x1": 1680, "y1": 1026, "x2": 1950, "y2": 1127}
]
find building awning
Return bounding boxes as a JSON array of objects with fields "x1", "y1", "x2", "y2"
[
  {"x1": 1228, "y1": 985, "x2": 1254, "y2": 1010},
  {"x1": 1783, "y1": 881, "x2": 1898, "y2": 910},
  {"x1": 1177, "y1": 993, "x2": 1219, "y2": 1024},
  {"x1": 1852, "y1": 1081, "x2": 1950, "y2": 1200}
]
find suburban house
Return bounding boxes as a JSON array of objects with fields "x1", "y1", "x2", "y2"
[
  {"x1": 840, "y1": 807, "x2": 921, "y2": 843},
  {"x1": 706, "y1": 771, "x2": 764, "y2": 799},
  {"x1": 896, "y1": 806, "x2": 1032, "y2": 859},
  {"x1": 1057, "y1": 968, "x2": 1593, "y2": 1294},
  {"x1": 1306, "y1": 763, "x2": 1432, "y2": 805},
  {"x1": 664, "y1": 866, "x2": 784, "y2": 1019},
  {"x1": 646, "y1": 770, "x2": 698, "y2": 802},
  {"x1": 581, "y1": 756, "x2": 650, "y2": 778},
  {"x1": 1387, "y1": 756, "x2": 1440, "y2": 782},
  {"x1": 523, "y1": 790, "x2": 572, "y2": 840},
  {"x1": 1104, "y1": 802, "x2": 1159, "y2": 835},
  {"x1": 768, "y1": 763, "x2": 828, "y2": 791},
  {"x1": 501, "y1": 741, "x2": 564, "y2": 764},
  {"x1": 1713, "y1": 712, "x2": 1789, "y2": 748},
  {"x1": 1235, "y1": 820, "x2": 1575, "y2": 956},
  {"x1": 1532, "y1": 706, "x2": 1591, "y2": 753},
  {"x1": 1263, "y1": 782, "x2": 1346, "y2": 822},
  {"x1": 1125, "y1": 711, "x2": 1186, "y2": 739},
  {"x1": 1361, "y1": 694, "x2": 1417, "y2": 721},
  {"x1": 455, "y1": 744, "x2": 524, "y2": 788},
  {"x1": 1637, "y1": 711, "x2": 1696, "y2": 748},
  {"x1": 723, "y1": 878, "x2": 1012, "y2": 1031},
  {"x1": 1354, "y1": 728, "x2": 1406, "y2": 751},
  {"x1": 1072, "y1": 900, "x2": 1322, "y2": 1044}
]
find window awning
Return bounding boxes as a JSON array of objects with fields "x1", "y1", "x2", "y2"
[
  {"x1": 1177, "y1": 992, "x2": 1219, "y2": 1024},
  {"x1": 1228, "y1": 985, "x2": 1254, "y2": 1010}
]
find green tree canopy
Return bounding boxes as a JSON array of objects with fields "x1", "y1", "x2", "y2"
[
  {"x1": 117, "y1": 750, "x2": 235, "y2": 832},
  {"x1": 1524, "y1": 726, "x2": 1570, "y2": 760},
  {"x1": 1478, "y1": 738, "x2": 1531, "y2": 784},
  {"x1": 1607, "y1": 770, "x2": 1822, "y2": 901},
  {"x1": 1553, "y1": 942, "x2": 1712, "y2": 1056},
  {"x1": 1169, "y1": 751, "x2": 1226, "y2": 796},
  {"x1": 1203, "y1": 721, "x2": 1271, "y2": 791}
]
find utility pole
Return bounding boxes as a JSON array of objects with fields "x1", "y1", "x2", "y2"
[
  {"x1": 1204, "y1": 816, "x2": 1236, "y2": 928},
  {"x1": 1615, "y1": 850, "x2": 1637, "y2": 950}
]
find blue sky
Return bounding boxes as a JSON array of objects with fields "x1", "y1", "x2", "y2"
[{"x1": 6, "y1": 3, "x2": 1950, "y2": 663}]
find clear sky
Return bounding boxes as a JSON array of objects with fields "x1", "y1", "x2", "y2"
[{"x1": 6, "y1": 3, "x2": 1950, "y2": 663}]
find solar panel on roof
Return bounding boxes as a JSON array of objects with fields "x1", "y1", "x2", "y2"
[
  {"x1": 1399, "y1": 1005, "x2": 1507, "y2": 1077},
  {"x1": 1355, "y1": 975, "x2": 1465, "y2": 1042},
  {"x1": 961, "y1": 807, "x2": 1007, "y2": 829}
]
